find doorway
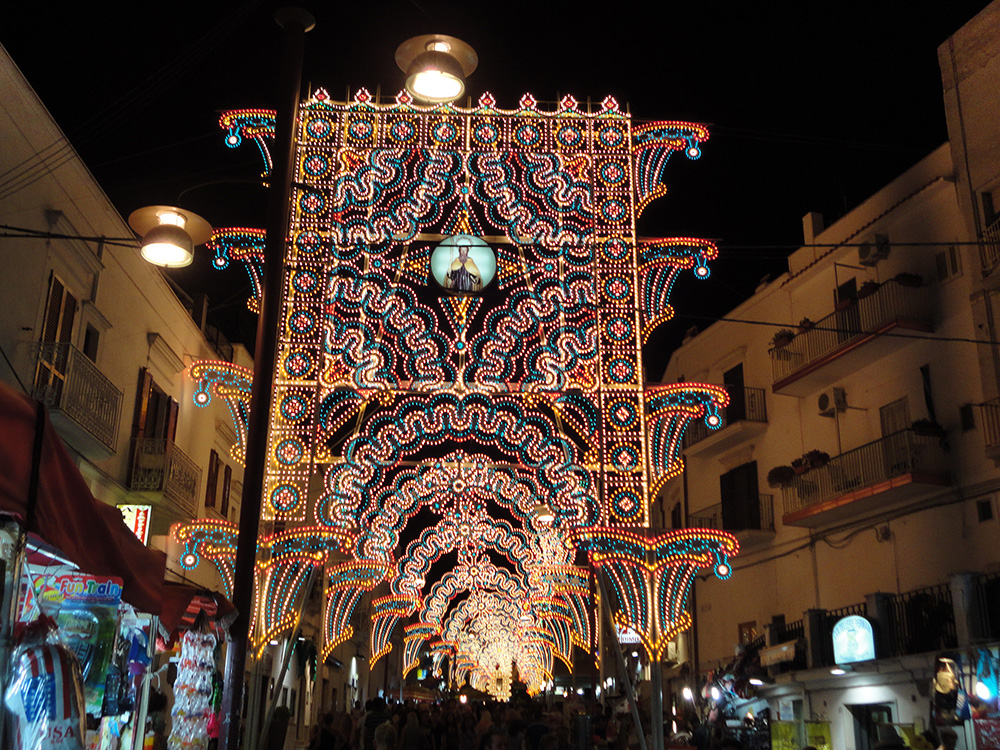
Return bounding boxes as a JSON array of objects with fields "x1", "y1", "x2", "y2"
[{"x1": 848, "y1": 703, "x2": 894, "y2": 750}]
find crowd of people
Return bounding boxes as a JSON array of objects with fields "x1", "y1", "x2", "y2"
[
  {"x1": 308, "y1": 696, "x2": 643, "y2": 750},
  {"x1": 307, "y1": 695, "x2": 963, "y2": 750}
]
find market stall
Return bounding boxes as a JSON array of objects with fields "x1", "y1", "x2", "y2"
[{"x1": 0, "y1": 383, "x2": 233, "y2": 749}]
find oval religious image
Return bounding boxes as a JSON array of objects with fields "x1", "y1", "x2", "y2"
[{"x1": 430, "y1": 234, "x2": 497, "y2": 294}]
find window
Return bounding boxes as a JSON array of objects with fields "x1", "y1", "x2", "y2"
[
  {"x1": 983, "y1": 189, "x2": 999, "y2": 228},
  {"x1": 848, "y1": 704, "x2": 894, "y2": 750},
  {"x1": 205, "y1": 450, "x2": 220, "y2": 508},
  {"x1": 978, "y1": 499, "x2": 994, "y2": 523},
  {"x1": 835, "y1": 277, "x2": 859, "y2": 344},
  {"x1": 880, "y1": 398, "x2": 911, "y2": 473},
  {"x1": 879, "y1": 397, "x2": 910, "y2": 437},
  {"x1": 670, "y1": 502, "x2": 682, "y2": 529},
  {"x1": 220, "y1": 464, "x2": 232, "y2": 517},
  {"x1": 132, "y1": 369, "x2": 177, "y2": 443},
  {"x1": 719, "y1": 461, "x2": 760, "y2": 531},
  {"x1": 82, "y1": 323, "x2": 100, "y2": 362},
  {"x1": 936, "y1": 245, "x2": 962, "y2": 281},
  {"x1": 738, "y1": 621, "x2": 757, "y2": 646},
  {"x1": 723, "y1": 363, "x2": 746, "y2": 422}
]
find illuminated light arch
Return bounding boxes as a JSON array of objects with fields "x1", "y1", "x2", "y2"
[
  {"x1": 466, "y1": 276, "x2": 599, "y2": 392},
  {"x1": 172, "y1": 519, "x2": 239, "y2": 597},
  {"x1": 572, "y1": 527, "x2": 739, "y2": 658},
  {"x1": 637, "y1": 238, "x2": 720, "y2": 343},
  {"x1": 370, "y1": 593, "x2": 419, "y2": 665},
  {"x1": 645, "y1": 383, "x2": 730, "y2": 497},
  {"x1": 402, "y1": 622, "x2": 439, "y2": 678},
  {"x1": 316, "y1": 395, "x2": 598, "y2": 537},
  {"x1": 188, "y1": 360, "x2": 253, "y2": 464},
  {"x1": 197, "y1": 89, "x2": 737, "y2": 694}
]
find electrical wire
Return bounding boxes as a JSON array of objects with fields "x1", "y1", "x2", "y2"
[
  {"x1": 674, "y1": 312, "x2": 1000, "y2": 347},
  {"x1": 0, "y1": 0, "x2": 267, "y2": 201},
  {"x1": 3, "y1": 224, "x2": 994, "y2": 347}
]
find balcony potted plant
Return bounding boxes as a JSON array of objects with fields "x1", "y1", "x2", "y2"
[
  {"x1": 766, "y1": 465, "x2": 795, "y2": 488},
  {"x1": 797, "y1": 317, "x2": 815, "y2": 333},
  {"x1": 771, "y1": 328, "x2": 795, "y2": 349},
  {"x1": 894, "y1": 272, "x2": 923, "y2": 287},
  {"x1": 911, "y1": 418, "x2": 945, "y2": 439},
  {"x1": 791, "y1": 457, "x2": 810, "y2": 475},
  {"x1": 804, "y1": 449, "x2": 831, "y2": 469},
  {"x1": 858, "y1": 280, "x2": 881, "y2": 298}
]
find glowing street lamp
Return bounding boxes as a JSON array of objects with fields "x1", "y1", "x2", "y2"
[
  {"x1": 395, "y1": 34, "x2": 477, "y2": 103},
  {"x1": 128, "y1": 205, "x2": 211, "y2": 268},
  {"x1": 533, "y1": 502, "x2": 555, "y2": 525}
]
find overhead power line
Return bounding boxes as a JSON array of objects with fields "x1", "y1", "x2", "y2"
[{"x1": 675, "y1": 312, "x2": 1000, "y2": 347}]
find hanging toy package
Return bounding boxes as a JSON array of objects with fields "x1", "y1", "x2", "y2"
[
  {"x1": 167, "y1": 629, "x2": 217, "y2": 750},
  {"x1": 4, "y1": 615, "x2": 86, "y2": 750}
]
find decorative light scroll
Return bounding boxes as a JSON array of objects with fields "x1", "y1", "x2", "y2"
[
  {"x1": 645, "y1": 383, "x2": 729, "y2": 497},
  {"x1": 573, "y1": 527, "x2": 738, "y2": 658},
  {"x1": 219, "y1": 109, "x2": 276, "y2": 175},
  {"x1": 638, "y1": 238, "x2": 719, "y2": 342},
  {"x1": 189, "y1": 360, "x2": 253, "y2": 464},
  {"x1": 632, "y1": 122, "x2": 710, "y2": 217},
  {"x1": 207, "y1": 228, "x2": 266, "y2": 313}
]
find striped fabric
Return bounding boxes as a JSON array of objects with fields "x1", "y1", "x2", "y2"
[{"x1": 5, "y1": 643, "x2": 85, "y2": 749}]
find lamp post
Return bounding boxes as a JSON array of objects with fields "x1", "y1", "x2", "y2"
[{"x1": 216, "y1": 8, "x2": 314, "y2": 750}]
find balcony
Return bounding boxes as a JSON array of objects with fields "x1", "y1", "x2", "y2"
[
  {"x1": 130, "y1": 438, "x2": 202, "y2": 517},
  {"x1": 688, "y1": 493, "x2": 775, "y2": 549},
  {"x1": 684, "y1": 386, "x2": 767, "y2": 455},
  {"x1": 980, "y1": 215, "x2": 1000, "y2": 276},
  {"x1": 762, "y1": 585, "x2": 956, "y2": 675},
  {"x1": 979, "y1": 397, "x2": 1000, "y2": 461},
  {"x1": 781, "y1": 429, "x2": 950, "y2": 528},
  {"x1": 32, "y1": 342, "x2": 123, "y2": 457},
  {"x1": 770, "y1": 280, "x2": 932, "y2": 396}
]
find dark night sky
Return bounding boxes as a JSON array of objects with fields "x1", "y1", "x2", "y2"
[{"x1": 0, "y1": 1, "x2": 990, "y2": 377}]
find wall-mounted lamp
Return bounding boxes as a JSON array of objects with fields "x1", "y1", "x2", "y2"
[{"x1": 128, "y1": 205, "x2": 212, "y2": 268}]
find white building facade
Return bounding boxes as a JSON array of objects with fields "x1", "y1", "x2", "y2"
[
  {"x1": 660, "y1": 4, "x2": 1000, "y2": 748},
  {"x1": 0, "y1": 44, "x2": 245, "y2": 593}
]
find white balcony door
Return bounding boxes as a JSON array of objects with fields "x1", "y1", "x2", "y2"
[
  {"x1": 880, "y1": 397, "x2": 911, "y2": 476},
  {"x1": 34, "y1": 272, "x2": 77, "y2": 399}
]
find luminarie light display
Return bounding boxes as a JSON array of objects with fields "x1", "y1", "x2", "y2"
[{"x1": 178, "y1": 86, "x2": 737, "y2": 697}]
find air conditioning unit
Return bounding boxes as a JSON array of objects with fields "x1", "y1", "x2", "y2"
[
  {"x1": 818, "y1": 387, "x2": 847, "y2": 417},
  {"x1": 858, "y1": 234, "x2": 890, "y2": 266}
]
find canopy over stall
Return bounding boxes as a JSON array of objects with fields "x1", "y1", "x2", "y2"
[{"x1": 0, "y1": 382, "x2": 167, "y2": 614}]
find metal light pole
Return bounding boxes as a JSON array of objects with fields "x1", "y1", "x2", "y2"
[{"x1": 219, "y1": 8, "x2": 314, "y2": 750}]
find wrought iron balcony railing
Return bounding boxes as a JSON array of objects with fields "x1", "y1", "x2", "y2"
[
  {"x1": 130, "y1": 438, "x2": 202, "y2": 515},
  {"x1": 979, "y1": 397, "x2": 1000, "y2": 450},
  {"x1": 688, "y1": 494, "x2": 774, "y2": 532},
  {"x1": 684, "y1": 385, "x2": 767, "y2": 447},
  {"x1": 980, "y1": 214, "x2": 1000, "y2": 276},
  {"x1": 32, "y1": 342, "x2": 123, "y2": 452},
  {"x1": 781, "y1": 429, "x2": 948, "y2": 517},
  {"x1": 769, "y1": 279, "x2": 930, "y2": 385}
]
